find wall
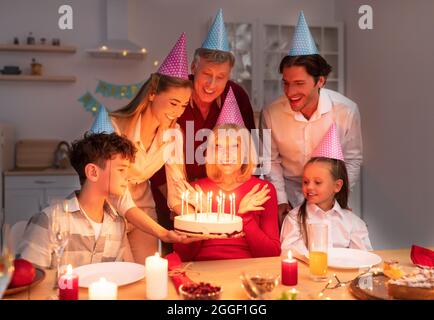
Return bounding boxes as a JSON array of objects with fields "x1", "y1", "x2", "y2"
[
  {"x1": 0, "y1": 0, "x2": 336, "y2": 141},
  {"x1": 334, "y1": 0, "x2": 434, "y2": 249}
]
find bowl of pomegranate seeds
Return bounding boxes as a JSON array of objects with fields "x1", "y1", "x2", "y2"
[{"x1": 179, "y1": 282, "x2": 222, "y2": 300}]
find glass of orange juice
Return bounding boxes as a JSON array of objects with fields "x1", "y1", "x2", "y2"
[{"x1": 308, "y1": 223, "x2": 328, "y2": 281}]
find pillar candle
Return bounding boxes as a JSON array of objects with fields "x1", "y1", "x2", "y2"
[
  {"x1": 88, "y1": 277, "x2": 118, "y2": 300},
  {"x1": 58, "y1": 264, "x2": 79, "y2": 300},
  {"x1": 145, "y1": 252, "x2": 168, "y2": 300},
  {"x1": 281, "y1": 250, "x2": 298, "y2": 286}
]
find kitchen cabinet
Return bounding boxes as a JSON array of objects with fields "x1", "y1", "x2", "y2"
[{"x1": 4, "y1": 172, "x2": 80, "y2": 225}]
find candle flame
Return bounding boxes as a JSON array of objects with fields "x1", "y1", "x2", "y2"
[
  {"x1": 67, "y1": 264, "x2": 73, "y2": 275},
  {"x1": 287, "y1": 250, "x2": 292, "y2": 260},
  {"x1": 154, "y1": 252, "x2": 160, "y2": 258}
]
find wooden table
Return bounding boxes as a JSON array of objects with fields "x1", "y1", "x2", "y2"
[{"x1": 6, "y1": 248, "x2": 420, "y2": 300}]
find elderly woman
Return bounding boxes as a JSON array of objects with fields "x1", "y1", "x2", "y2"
[{"x1": 174, "y1": 123, "x2": 281, "y2": 261}]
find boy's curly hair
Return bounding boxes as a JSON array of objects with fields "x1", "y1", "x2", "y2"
[{"x1": 69, "y1": 132, "x2": 137, "y2": 185}]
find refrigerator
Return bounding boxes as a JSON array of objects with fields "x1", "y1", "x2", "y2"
[{"x1": 0, "y1": 123, "x2": 15, "y2": 211}]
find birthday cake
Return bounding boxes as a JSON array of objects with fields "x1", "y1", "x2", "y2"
[
  {"x1": 174, "y1": 213, "x2": 243, "y2": 239},
  {"x1": 387, "y1": 268, "x2": 434, "y2": 300}
]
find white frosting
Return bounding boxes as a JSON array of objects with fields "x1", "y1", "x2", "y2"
[{"x1": 174, "y1": 212, "x2": 243, "y2": 235}]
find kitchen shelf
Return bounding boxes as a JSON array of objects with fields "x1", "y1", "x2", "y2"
[
  {"x1": 0, "y1": 75, "x2": 76, "y2": 82},
  {"x1": 0, "y1": 44, "x2": 76, "y2": 53},
  {"x1": 86, "y1": 49, "x2": 146, "y2": 60}
]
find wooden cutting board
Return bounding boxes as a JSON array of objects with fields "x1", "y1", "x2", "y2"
[{"x1": 15, "y1": 139, "x2": 61, "y2": 169}]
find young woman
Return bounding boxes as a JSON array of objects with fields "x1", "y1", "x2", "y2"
[{"x1": 108, "y1": 34, "x2": 198, "y2": 263}]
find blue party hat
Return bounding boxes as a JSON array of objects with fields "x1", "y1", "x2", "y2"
[
  {"x1": 201, "y1": 8, "x2": 230, "y2": 52},
  {"x1": 90, "y1": 106, "x2": 115, "y2": 134},
  {"x1": 288, "y1": 11, "x2": 319, "y2": 56}
]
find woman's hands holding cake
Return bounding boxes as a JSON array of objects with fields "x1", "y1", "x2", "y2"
[{"x1": 238, "y1": 183, "x2": 271, "y2": 214}]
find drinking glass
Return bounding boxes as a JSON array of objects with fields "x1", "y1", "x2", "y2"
[
  {"x1": 49, "y1": 201, "x2": 70, "y2": 287},
  {"x1": 308, "y1": 223, "x2": 328, "y2": 281},
  {"x1": 0, "y1": 217, "x2": 14, "y2": 299}
]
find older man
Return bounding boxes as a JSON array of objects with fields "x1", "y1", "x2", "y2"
[{"x1": 150, "y1": 9, "x2": 256, "y2": 236}]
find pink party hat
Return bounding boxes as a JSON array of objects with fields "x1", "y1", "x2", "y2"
[
  {"x1": 311, "y1": 123, "x2": 344, "y2": 161},
  {"x1": 215, "y1": 87, "x2": 245, "y2": 127},
  {"x1": 157, "y1": 32, "x2": 189, "y2": 80}
]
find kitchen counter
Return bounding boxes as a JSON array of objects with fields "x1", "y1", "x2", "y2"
[{"x1": 5, "y1": 167, "x2": 77, "y2": 176}]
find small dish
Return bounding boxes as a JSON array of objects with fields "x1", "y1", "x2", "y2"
[
  {"x1": 248, "y1": 273, "x2": 280, "y2": 294},
  {"x1": 4, "y1": 267, "x2": 46, "y2": 296},
  {"x1": 179, "y1": 282, "x2": 222, "y2": 300}
]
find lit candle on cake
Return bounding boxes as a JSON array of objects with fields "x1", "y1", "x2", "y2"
[
  {"x1": 199, "y1": 190, "x2": 203, "y2": 213},
  {"x1": 88, "y1": 277, "x2": 118, "y2": 300},
  {"x1": 181, "y1": 191, "x2": 185, "y2": 216},
  {"x1": 216, "y1": 195, "x2": 221, "y2": 221},
  {"x1": 58, "y1": 264, "x2": 79, "y2": 300},
  {"x1": 207, "y1": 191, "x2": 212, "y2": 216},
  {"x1": 145, "y1": 252, "x2": 168, "y2": 300},
  {"x1": 281, "y1": 250, "x2": 298, "y2": 286},
  {"x1": 195, "y1": 192, "x2": 199, "y2": 221},
  {"x1": 185, "y1": 190, "x2": 189, "y2": 215},
  {"x1": 222, "y1": 193, "x2": 226, "y2": 215},
  {"x1": 232, "y1": 193, "x2": 236, "y2": 218},
  {"x1": 229, "y1": 194, "x2": 233, "y2": 218}
]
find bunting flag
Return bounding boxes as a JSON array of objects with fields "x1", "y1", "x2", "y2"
[
  {"x1": 78, "y1": 92, "x2": 103, "y2": 115},
  {"x1": 95, "y1": 80, "x2": 144, "y2": 99}
]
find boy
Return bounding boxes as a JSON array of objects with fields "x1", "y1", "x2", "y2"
[{"x1": 17, "y1": 132, "x2": 137, "y2": 268}]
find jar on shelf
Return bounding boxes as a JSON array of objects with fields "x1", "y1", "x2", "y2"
[
  {"x1": 31, "y1": 58, "x2": 42, "y2": 76},
  {"x1": 27, "y1": 32, "x2": 35, "y2": 45}
]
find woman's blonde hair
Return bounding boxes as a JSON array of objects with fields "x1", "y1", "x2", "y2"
[
  {"x1": 206, "y1": 123, "x2": 257, "y2": 184},
  {"x1": 110, "y1": 73, "x2": 192, "y2": 134}
]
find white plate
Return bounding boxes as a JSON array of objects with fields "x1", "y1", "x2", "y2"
[
  {"x1": 306, "y1": 248, "x2": 382, "y2": 270},
  {"x1": 73, "y1": 262, "x2": 145, "y2": 287}
]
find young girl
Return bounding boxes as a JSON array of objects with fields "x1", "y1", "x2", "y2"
[
  {"x1": 174, "y1": 123, "x2": 281, "y2": 261},
  {"x1": 280, "y1": 157, "x2": 372, "y2": 257}
]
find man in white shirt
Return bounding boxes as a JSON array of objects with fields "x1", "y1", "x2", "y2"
[{"x1": 261, "y1": 12, "x2": 362, "y2": 227}]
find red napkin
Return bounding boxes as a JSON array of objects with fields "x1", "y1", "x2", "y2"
[
  {"x1": 411, "y1": 245, "x2": 434, "y2": 267},
  {"x1": 165, "y1": 252, "x2": 195, "y2": 293}
]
